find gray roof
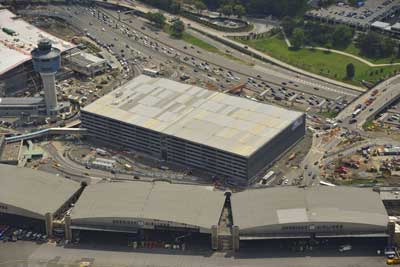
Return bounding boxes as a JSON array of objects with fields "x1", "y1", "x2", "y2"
[
  {"x1": 0, "y1": 97, "x2": 44, "y2": 106},
  {"x1": 379, "y1": 187, "x2": 400, "y2": 201},
  {"x1": 232, "y1": 187, "x2": 388, "y2": 230},
  {"x1": 71, "y1": 181, "x2": 225, "y2": 231},
  {"x1": 67, "y1": 51, "x2": 107, "y2": 67},
  {"x1": 0, "y1": 164, "x2": 80, "y2": 217},
  {"x1": 83, "y1": 75, "x2": 304, "y2": 157}
]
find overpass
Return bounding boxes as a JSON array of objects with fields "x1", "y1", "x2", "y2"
[
  {"x1": 336, "y1": 74, "x2": 400, "y2": 129},
  {"x1": 5, "y1": 128, "x2": 88, "y2": 143}
]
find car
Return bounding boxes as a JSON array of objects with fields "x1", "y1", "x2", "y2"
[
  {"x1": 308, "y1": 171, "x2": 312, "y2": 176},
  {"x1": 314, "y1": 161, "x2": 319, "y2": 165},
  {"x1": 339, "y1": 244, "x2": 352, "y2": 252}
]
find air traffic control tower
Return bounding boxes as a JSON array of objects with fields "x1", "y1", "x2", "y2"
[{"x1": 31, "y1": 39, "x2": 61, "y2": 117}]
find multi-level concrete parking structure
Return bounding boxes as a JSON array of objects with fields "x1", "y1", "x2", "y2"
[
  {"x1": 81, "y1": 75, "x2": 305, "y2": 182},
  {"x1": 31, "y1": 39, "x2": 61, "y2": 117}
]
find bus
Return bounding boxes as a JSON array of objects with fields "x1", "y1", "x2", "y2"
[
  {"x1": 320, "y1": 180, "x2": 336, "y2": 187},
  {"x1": 352, "y1": 108, "x2": 362, "y2": 118},
  {"x1": 260, "y1": 171, "x2": 275, "y2": 185},
  {"x1": 143, "y1": 68, "x2": 159, "y2": 77}
]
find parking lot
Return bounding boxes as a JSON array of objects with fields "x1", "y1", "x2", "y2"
[
  {"x1": 377, "y1": 99, "x2": 400, "y2": 129},
  {"x1": 307, "y1": 0, "x2": 400, "y2": 29}
]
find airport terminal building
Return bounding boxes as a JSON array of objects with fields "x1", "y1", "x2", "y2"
[
  {"x1": 81, "y1": 75, "x2": 305, "y2": 181},
  {"x1": 0, "y1": 162, "x2": 391, "y2": 250},
  {"x1": 231, "y1": 187, "x2": 389, "y2": 240},
  {"x1": 0, "y1": 164, "x2": 82, "y2": 235}
]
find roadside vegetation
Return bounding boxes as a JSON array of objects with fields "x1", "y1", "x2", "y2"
[
  {"x1": 238, "y1": 33, "x2": 400, "y2": 86},
  {"x1": 163, "y1": 21, "x2": 252, "y2": 65},
  {"x1": 142, "y1": 0, "x2": 308, "y2": 18}
]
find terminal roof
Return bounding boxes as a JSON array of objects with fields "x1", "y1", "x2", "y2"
[
  {"x1": 232, "y1": 187, "x2": 388, "y2": 230},
  {"x1": 71, "y1": 181, "x2": 225, "y2": 231},
  {"x1": 0, "y1": 164, "x2": 80, "y2": 217},
  {"x1": 0, "y1": 9, "x2": 74, "y2": 75}
]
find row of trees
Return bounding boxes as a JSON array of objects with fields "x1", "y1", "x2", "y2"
[
  {"x1": 356, "y1": 32, "x2": 397, "y2": 59},
  {"x1": 199, "y1": 0, "x2": 308, "y2": 17},
  {"x1": 146, "y1": 11, "x2": 185, "y2": 38},
  {"x1": 142, "y1": 0, "x2": 181, "y2": 14},
  {"x1": 143, "y1": 0, "x2": 308, "y2": 18},
  {"x1": 283, "y1": 18, "x2": 354, "y2": 50}
]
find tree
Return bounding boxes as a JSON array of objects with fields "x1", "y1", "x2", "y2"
[
  {"x1": 170, "y1": 0, "x2": 181, "y2": 14},
  {"x1": 332, "y1": 25, "x2": 353, "y2": 49},
  {"x1": 220, "y1": 4, "x2": 233, "y2": 16},
  {"x1": 291, "y1": 28, "x2": 305, "y2": 49},
  {"x1": 346, "y1": 63, "x2": 355, "y2": 79},
  {"x1": 382, "y1": 37, "x2": 396, "y2": 57},
  {"x1": 170, "y1": 19, "x2": 185, "y2": 38},
  {"x1": 146, "y1": 12, "x2": 166, "y2": 28},
  {"x1": 281, "y1": 16, "x2": 296, "y2": 36},
  {"x1": 233, "y1": 4, "x2": 246, "y2": 18},
  {"x1": 194, "y1": 0, "x2": 207, "y2": 14},
  {"x1": 356, "y1": 32, "x2": 391, "y2": 58}
]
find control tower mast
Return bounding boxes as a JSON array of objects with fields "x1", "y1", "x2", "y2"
[{"x1": 31, "y1": 39, "x2": 61, "y2": 117}]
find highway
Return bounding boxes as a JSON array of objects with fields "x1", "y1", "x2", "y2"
[
  {"x1": 102, "y1": 0, "x2": 365, "y2": 93},
  {"x1": 105, "y1": 6, "x2": 362, "y2": 100},
  {"x1": 25, "y1": 4, "x2": 362, "y2": 104}
]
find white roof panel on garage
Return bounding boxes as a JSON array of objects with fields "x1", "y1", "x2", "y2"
[{"x1": 83, "y1": 75, "x2": 304, "y2": 157}]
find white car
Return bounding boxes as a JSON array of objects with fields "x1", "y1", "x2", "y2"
[{"x1": 339, "y1": 244, "x2": 352, "y2": 252}]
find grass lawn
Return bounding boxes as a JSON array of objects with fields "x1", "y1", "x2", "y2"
[
  {"x1": 338, "y1": 177, "x2": 385, "y2": 185},
  {"x1": 239, "y1": 34, "x2": 400, "y2": 86},
  {"x1": 181, "y1": 32, "x2": 219, "y2": 53},
  {"x1": 319, "y1": 110, "x2": 339, "y2": 119},
  {"x1": 164, "y1": 25, "x2": 252, "y2": 65}
]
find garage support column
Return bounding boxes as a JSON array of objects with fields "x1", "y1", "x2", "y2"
[
  {"x1": 45, "y1": 212, "x2": 53, "y2": 237},
  {"x1": 211, "y1": 225, "x2": 218, "y2": 250},
  {"x1": 232, "y1": 225, "x2": 240, "y2": 251},
  {"x1": 65, "y1": 214, "x2": 72, "y2": 241}
]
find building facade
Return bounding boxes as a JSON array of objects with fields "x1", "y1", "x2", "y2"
[
  {"x1": 81, "y1": 75, "x2": 305, "y2": 182},
  {"x1": 81, "y1": 111, "x2": 305, "y2": 181}
]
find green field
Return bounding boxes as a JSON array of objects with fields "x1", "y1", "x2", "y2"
[
  {"x1": 164, "y1": 25, "x2": 252, "y2": 65},
  {"x1": 239, "y1": 34, "x2": 400, "y2": 86},
  {"x1": 181, "y1": 32, "x2": 220, "y2": 53}
]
